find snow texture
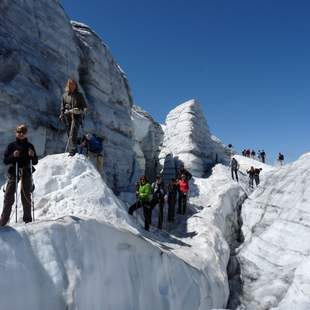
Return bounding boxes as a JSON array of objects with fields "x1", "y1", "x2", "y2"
[
  {"x1": 159, "y1": 99, "x2": 232, "y2": 180},
  {"x1": 131, "y1": 105, "x2": 164, "y2": 182},
  {"x1": 0, "y1": 153, "x2": 245, "y2": 310},
  {"x1": 238, "y1": 153, "x2": 310, "y2": 310}
]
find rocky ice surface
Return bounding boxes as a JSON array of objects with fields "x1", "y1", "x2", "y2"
[
  {"x1": 0, "y1": 154, "x2": 245, "y2": 310},
  {"x1": 159, "y1": 99, "x2": 232, "y2": 180},
  {"x1": 0, "y1": 0, "x2": 138, "y2": 191},
  {"x1": 131, "y1": 105, "x2": 164, "y2": 181},
  {"x1": 237, "y1": 153, "x2": 310, "y2": 310}
]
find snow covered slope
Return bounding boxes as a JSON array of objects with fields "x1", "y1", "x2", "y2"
[
  {"x1": 238, "y1": 153, "x2": 310, "y2": 309},
  {"x1": 0, "y1": 154, "x2": 246, "y2": 310}
]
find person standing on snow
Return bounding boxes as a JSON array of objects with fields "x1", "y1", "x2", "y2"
[
  {"x1": 177, "y1": 174, "x2": 189, "y2": 215},
  {"x1": 254, "y1": 168, "x2": 262, "y2": 186},
  {"x1": 151, "y1": 175, "x2": 166, "y2": 229},
  {"x1": 128, "y1": 176, "x2": 153, "y2": 231},
  {"x1": 278, "y1": 153, "x2": 284, "y2": 166},
  {"x1": 167, "y1": 178, "x2": 178, "y2": 223},
  {"x1": 0, "y1": 124, "x2": 38, "y2": 226},
  {"x1": 260, "y1": 150, "x2": 266, "y2": 163},
  {"x1": 247, "y1": 166, "x2": 255, "y2": 189},
  {"x1": 59, "y1": 79, "x2": 88, "y2": 156},
  {"x1": 230, "y1": 157, "x2": 239, "y2": 182},
  {"x1": 176, "y1": 164, "x2": 192, "y2": 181},
  {"x1": 251, "y1": 150, "x2": 256, "y2": 159}
]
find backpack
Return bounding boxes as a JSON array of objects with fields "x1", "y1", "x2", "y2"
[
  {"x1": 279, "y1": 154, "x2": 284, "y2": 161},
  {"x1": 88, "y1": 134, "x2": 103, "y2": 154}
]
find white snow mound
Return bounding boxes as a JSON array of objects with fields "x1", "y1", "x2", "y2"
[{"x1": 238, "y1": 152, "x2": 310, "y2": 310}]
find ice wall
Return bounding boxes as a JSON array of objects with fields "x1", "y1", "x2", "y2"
[
  {"x1": 159, "y1": 99, "x2": 231, "y2": 179},
  {"x1": 0, "y1": 0, "x2": 138, "y2": 191},
  {"x1": 238, "y1": 153, "x2": 310, "y2": 309}
]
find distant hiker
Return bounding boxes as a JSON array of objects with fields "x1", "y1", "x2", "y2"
[
  {"x1": 278, "y1": 152, "x2": 284, "y2": 166},
  {"x1": 177, "y1": 174, "x2": 189, "y2": 215},
  {"x1": 242, "y1": 149, "x2": 246, "y2": 157},
  {"x1": 230, "y1": 157, "x2": 239, "y2": 182},
  {"x1": 79, "y1": 133, "x2": 104, "y2": 175},
  {"x1": 251, "y1": 150, "x2": 256, "y2": 159},
  {"x1": 151, "y1": 175, "x2": 166, "y2": 229},
  {"x1": 0, "y1": 124, "x2": 38, "y2": 226},
  {"x1": 176, "y1": 164, "x2": 192, "y2": 181},
  {"x1": 254, "y1": 168, "x2": 262, "y2": 186},
  {"x1": 260, "y1": 150, "x2": 266, "y2": 163},
  {"x1": 167, "y1": 178, "x2": 178, "y2": 223},
  {"x1": 257, "y1": 150, "x2": 261, "y2": 162},
  {"x1": 59, "y1": 79, "x2": 88, "y2": 156},
  {"x1": 246, "y1": 149, "x2": 251, "y2": 158},
  {"x1": 247, "y1": 166, "x2": 255, "y2": 189},
  {"x1": 128, "y1": 176, "x2": 152, "y2": 231}
]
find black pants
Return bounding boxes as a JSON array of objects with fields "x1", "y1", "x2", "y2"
[
  {"x1": 249, "y1": 176, "x2": 254, "y2": 188},
  {"x1": 151, "y1": 197, "x2": 165, "y2": 229},
  {"x1": 128, "y1": 200, "x2": 152, "y2": 231},
  {"x1": 178, "y1": 192, "x2": 187, "y2": 215},
  {"x1": 254, "y1": 175, "x2": 260, "y2": 186},
  {"x1": 167, "y1": 193, "x2": 176, "y2": 222},
  {"x1": 64, "y1": 115, "x2": 81, "y2": 154},
  {"x1": 1, "y1": 172, "x2": 32, "y2": 226},
  {"x1": 231, "y1": 168, "x2": 238, "y2": 181}
]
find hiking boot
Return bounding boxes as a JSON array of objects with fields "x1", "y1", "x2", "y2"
[{"x1": 68, "y1": 152, "x2": 75, "y2": 157}]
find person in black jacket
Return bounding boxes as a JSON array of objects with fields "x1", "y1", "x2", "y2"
[
  {"x1": 176, "y1": 164, "x2": 192, "y2": 181},
  {"x1": 151, "y1": 175, "x2": 166, "y2": 229},
  {"x1": 0, "y1": 124, "x2": 38, "y2": 226},
  {"x1": 167, "y1": 178, "x2": 178, "y2": 223},
  {"x1": 59, "y1": 79, "x2": 88, "y2": 156}
]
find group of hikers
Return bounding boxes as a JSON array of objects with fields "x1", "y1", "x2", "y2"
[
  {"x1": 242, "y1": 149, "x2": 285, "y2": 165},
  {"x1": 0, "y1": 79, "x2": 97, "y2": 226},
  {"x1": 231, "y1": 157, "x2": 262, "y2": 188},
  {"x1": 242, "y1": 149, "x2": 267, "y2": 163},
  {"x1": 128, "y1": 165, "x2": 192, "y2": 231},
  {"x1": 0, "y1": 78, "x2": 286, "y2": 229}
]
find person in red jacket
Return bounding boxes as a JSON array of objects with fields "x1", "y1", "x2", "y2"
[{"x1": 177, "y1": 174, "x2": 189, "y2": 215}]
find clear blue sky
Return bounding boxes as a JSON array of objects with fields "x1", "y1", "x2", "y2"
[{"x1": 61, "y1": 0, "x2": 310, "y2": 163}]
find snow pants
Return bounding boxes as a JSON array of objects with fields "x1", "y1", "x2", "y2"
[
  {"x1": 151, "y1": 196, "x2": 165, "y2": 229},
  {"x1": 254, "y1": 175, "x2": 260, "y2": 186},
  {"x1": 167, "y1": 193, "x2": 177, "y2": 222},
  {"x1": 64, "y1": 115, "x2": 81, "y2": 155},
  {"x1": 128, "y1": 200, "x2": 152, "y2": 231},
  {"x1": 249, "y1": 176, "x2": 254, "y2": 188},
  {"x1": 178, "y1": 192, "x2": 187, "y2": 215},
  {"x1": 1, "y1": 171, "x2": 32, "y2": 226},
  {"x1": 231, "y1": 168, "x2": 239, "y2": 181}
]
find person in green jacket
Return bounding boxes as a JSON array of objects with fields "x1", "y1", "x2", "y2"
[{"x1": 128, "y1": 176, "x2": 152, "y2": 231}]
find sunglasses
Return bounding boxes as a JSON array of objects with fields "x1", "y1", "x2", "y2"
[{"x1": 16, "y1": 131, "x2": 26, "y2": 134}]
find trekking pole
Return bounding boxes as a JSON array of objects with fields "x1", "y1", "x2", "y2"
[
  {"x1": 30, "y1": 159, "x2": 35, "y2": 221},
  {"x1": 15, "y1": 162, "x2": 18, "y2": 223},
  {"x1": 64, "y1": 111, "x2": 75, "y2": 154}
]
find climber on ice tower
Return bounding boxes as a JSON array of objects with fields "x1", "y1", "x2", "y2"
[{"x1": 59, "y1": 79, "x2": 88, "y2": 156}]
